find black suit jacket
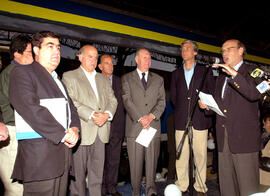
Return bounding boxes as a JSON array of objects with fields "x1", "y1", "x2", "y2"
[
  {"x1": 170, "y1": 64, "x2": 215, "y2": 130},
  {"x1": 111, "y1": 75, "x2": 125, "y2": 139},
  {"x1": 9, "y1": 61, "x2": 80, "y2": 182},
  {"x1": 214, "y1": 62, "x2": 261, "y2": 153}
]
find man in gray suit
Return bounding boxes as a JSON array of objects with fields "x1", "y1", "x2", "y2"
[
  {"x1": 122, "y1": 48, "x2": 166, "y2": 196},
  {"x1": 62, "y1": 45, "x2": 117, "y2": 196}
]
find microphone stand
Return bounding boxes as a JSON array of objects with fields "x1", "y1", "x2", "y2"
[{"x1": 176, "y1": 63, "x2": 211, "y2": 195}]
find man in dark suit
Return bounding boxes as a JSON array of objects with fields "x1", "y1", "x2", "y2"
[
  {"x1": 170, "y1": 40, "x2": 215, "y2": 196},
  {"x1": 122, "y1": 48, "x2": 166, "y2": 196},
  {"x1": 9, "y1": 31, "x2": 80, "y2": 196},
  {"x1": 98, "y1": 54, "x2": 125, "y2": 196},
  {"x1": 199, "y1": 39, "x2": 261, "y2": 196}
]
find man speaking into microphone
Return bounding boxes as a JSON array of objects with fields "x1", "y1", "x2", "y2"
[{"x1": 199, "y1": 39, "x2": 261, "y2": 196}]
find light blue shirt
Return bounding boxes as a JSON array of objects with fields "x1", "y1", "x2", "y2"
[
  {"x1": 183, "y1": 63, "x2": 196, "y2": 89},
  {"x1": 221, "y1": 60, "x2": 243, "y2": 98}
]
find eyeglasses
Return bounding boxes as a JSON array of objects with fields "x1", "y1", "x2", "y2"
[{"x1": 221, "y1": 46, "x2": 238, "y2": 54}]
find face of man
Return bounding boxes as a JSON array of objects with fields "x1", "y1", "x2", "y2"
[
  {"x1": 33, "y1": 37, "x2": 61, "y2": 73},
  {"x1": 98, "y1": 55, "x2": 114, "y2": 77},
  {"x1": 79, "y1": 46, "x2": 98, "y2": 73},
  {"x1": 14, "y1": 43, "x2": 33, "y2": 65},
  {"x1": 221, "y1": 40, "x2": 244, "y2": 68},
  {"x1": 135, "y1": 49, "x2": 151, "y2": 73},
  {"x1": 181, "y1": 42, "x2": 197, "y2": 62}
]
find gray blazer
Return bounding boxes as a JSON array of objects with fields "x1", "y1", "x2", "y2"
[
  {"x1": 122, "y1": 70, "x2": 166, "y2": 138},
  {"x1": 62, "y1": 67, "x2": 117, "y2": 145}
]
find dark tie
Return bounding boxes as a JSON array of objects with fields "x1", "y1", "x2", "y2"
[{"x1": 141, "y1": 72, "x2": 147, "y2": 90}]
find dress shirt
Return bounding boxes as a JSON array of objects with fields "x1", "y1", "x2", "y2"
[
  {"x1": 136, "y1": 68, "x2": 149, "y2": 82},
  {"x1": 183, "y1": 62, "x2": 196, "y2": 89},
  {"x1": 80, "y1": 66, "x2": 113, "y2": 121}
]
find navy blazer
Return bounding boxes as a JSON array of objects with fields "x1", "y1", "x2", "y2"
[
  {"x1": 170, "y1": 63, "x2": 215, "y2": 130},
  {"x1": 214, "y1": 62, "x2": 261, "y2": 153},
  {"x1": 9, "y1": 61, "x2": 80, "y2": 182},
  {"x1": 111, "y1": 75, "x2": 125, "y2": 139}
]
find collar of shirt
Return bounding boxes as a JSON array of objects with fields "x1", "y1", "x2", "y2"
[
  {"x1": 12, "y1": 60, "x2": 22, "y2": 66},
  {"x1": 234, "y1": 60, "x2": 243, "y2": 72},
  {"x1": 183, "y1": 62, "x2": 196, "y2": 89},
  {"x1": 136, "y1": 68, "x2": 149, "y2": 82},
  {"x1": 80, "y1": 66, "x2": 97, "y2": 77}
]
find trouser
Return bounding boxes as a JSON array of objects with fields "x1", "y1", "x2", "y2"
[
  {"x1": 218, "y1": 129, "x2": 259, "y2": 196},
  {"x1": 175, "y1": 127, "x2": 208, "y2": 193},
  {"x1": 70, "y1": 137, "x2": 105, "y2": 196},
  {"x1": 0, "y1": 125, "x2": 23, "y2": 196},
  {"x1": 127, "y1": 136, "x2": 160, "y2": 196}
]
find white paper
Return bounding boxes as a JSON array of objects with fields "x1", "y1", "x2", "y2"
[
  {"x1": 135, "y1": 127, "x2": 157, "y2": 147},
  {"x1": 199, "y1": 91, "x2": 226, "y2": 117},
  {"x1": 15, "y1": 98, "x2": 67, "y2": 140}
]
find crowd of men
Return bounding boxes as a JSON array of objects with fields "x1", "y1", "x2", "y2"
[{"x1": 0, "y1": 31, "x2": 266, "y2": 196}]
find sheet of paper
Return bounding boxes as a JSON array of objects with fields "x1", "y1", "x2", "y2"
[
  {"x1": 15, "y1": 98, "x2": 67, "y2": 140},
  {"x1": 135, "y1": 127, "x2": 157, "y2": 147},
  {"x1": 199, "y1": 91, "x2": 225, "y2": 117}
]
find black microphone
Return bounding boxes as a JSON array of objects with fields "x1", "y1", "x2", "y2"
[{"x1": 198, "y1": 56, "x2": 222, "y2": 65}]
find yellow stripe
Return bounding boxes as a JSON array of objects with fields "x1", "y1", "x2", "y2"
[{"x1": 1, "y1": 0, "x2": 270, "y2": 64}]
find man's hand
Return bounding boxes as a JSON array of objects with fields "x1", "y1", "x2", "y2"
[
  {"x1": 0, "y1": 122, "x2": 9, "y2": 141},
  {"x1": 92, "y1": 112, "x2": 109, "y2": 127},
  {"x1": 198, "y1": 99, "x2": 208, "y2": 110},
  {"x1": 139, "y1": 113, "x2": 155, "y2": 129},
  {"x1": 64, "y1": 127, "x2": 79, "y2": 148},
  {"x1": 213, "y1": 63, "x2": 238, "y2": 77}
]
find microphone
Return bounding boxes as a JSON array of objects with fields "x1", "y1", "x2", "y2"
[
  {"x1": 198, "y1": 56, "x2": 222, "y2": 65},
  {"x1": 249, "y1": 68, "x2": 270, "y2": 95}
]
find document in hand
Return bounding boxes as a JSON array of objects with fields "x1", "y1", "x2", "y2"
[
  {"x1": 15, "y1": 98, "x2": 67, "y2": 140},
  {"x1": 135, "y1": 127, "x2": 157, "y2": 147},
  {"x1": 199, "y1": 91, "x2": 226, "y2": 117}
]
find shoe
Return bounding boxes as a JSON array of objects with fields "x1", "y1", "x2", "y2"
[
  {"x1": 197, "y1": 192, "x2": 207, "y2": 196},
  {"x1": 150, "y1": 194, "x2": 157, "y2": 196},
  {"x1": 109, "y1": 191, "x2": 122, "y2": 196}
]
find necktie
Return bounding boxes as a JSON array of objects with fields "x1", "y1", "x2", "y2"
[{"x1": 141, "y1": 72, "x2": 147, "y2": 90}]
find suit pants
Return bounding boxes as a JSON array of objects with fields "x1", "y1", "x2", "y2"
[
  {"x1": 102, "y1": 133, "x2": 123, "y2": 194},
  {"x1": 0, "y1": 125, "x2": 23, "y2": 196},
  {"x1": 218, "y1": 129, "x2": 259, "y2": 196},
  {"x1": 23, "y1": 146, "x2": 70, "y2": 196},
  {"x1": 70, "y1": 136, "x2": 105, "y2": 196},
  {"x1": 127, "y1": 136, "x2": 160, "y2": 196},
  {"x1": 175, "y1": 128, "x2": 208, "y2": 193}
]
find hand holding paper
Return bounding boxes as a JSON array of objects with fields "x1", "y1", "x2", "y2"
[{"x1": 135, "y1": 127, "x2": 157, "y2": 147}]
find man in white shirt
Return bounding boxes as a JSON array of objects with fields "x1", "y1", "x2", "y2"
[{"x1": 62, "y1": 45, "x2": 117, "y2": 196}]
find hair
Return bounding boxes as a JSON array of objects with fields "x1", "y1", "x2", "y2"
[
  {"x1": 99, "y1": 54, "x2": 112, "y2": 62},
  {"x1": 181, "y1": 40, "x2": 199, "y2": 52},
  {"x1": 10, "y1": 34, "x2": 32, "y2": 60},
  {"x1": 236, "y1": 40, "x2": 247, "y2": 56},
  {"x1": 135, "y1": 48, "x2": 150, "y2": 58},
  {"x1": 32, "y1": 31, "x2": 59, "y2": 48}
]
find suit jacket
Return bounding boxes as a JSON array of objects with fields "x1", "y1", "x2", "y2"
[
  {"x1": 62, "y1": 67, "x2": 117, "y2": 145},
  {"x1": 170, "y1": 64, "x2": 215, "y2": 130},
  {"x1": 122, "y1": 70, "x2": 166, "y2": 138},
  {"x1": 9, "y1": 61, "x2": 81, "y2": 182},
  {"x1": 214, "y1": 62, "x2": 261, "y2": 153},
  {"x1": 111, "y1": 75, "x2": 125, "y2": 139}
]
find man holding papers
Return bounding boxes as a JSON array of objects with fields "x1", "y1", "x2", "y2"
[
  {"x1": 9, "y1": 31, "x2": 80, "y2": 196},
  {"x1": 122, "y1": 48, "x2": 165, "y2": 196},
  {"x1": 199, "y1": 39, "x2": 261, "y2": 196},
  {"x1": 170, "y1": 40, "x2": 215, "y2": 196}
]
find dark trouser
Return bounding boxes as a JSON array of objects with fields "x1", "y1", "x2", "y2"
[
  {"x1": 23, "y1": 147, "x2": 70, "y2": 196},
  {"x1": 218, "y1": 130, "x2": 259, "y2": 196},
  {"x1": 102, "y1": 134, "x2": 123, "y2": 194}
]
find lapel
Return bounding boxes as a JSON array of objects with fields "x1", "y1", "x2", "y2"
[
  {"x1": 33, "y1": 61, "x2": 64, "y2": 98},
  {"x1": 132, "y1": 70, "x2": 145, "y2": 91},
  {"x1": 78, "y1": 67, "x2": 99, "y2": 103},
  {"x1": 95, "y1": 73, "x2": 102, "y2": 104}
]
